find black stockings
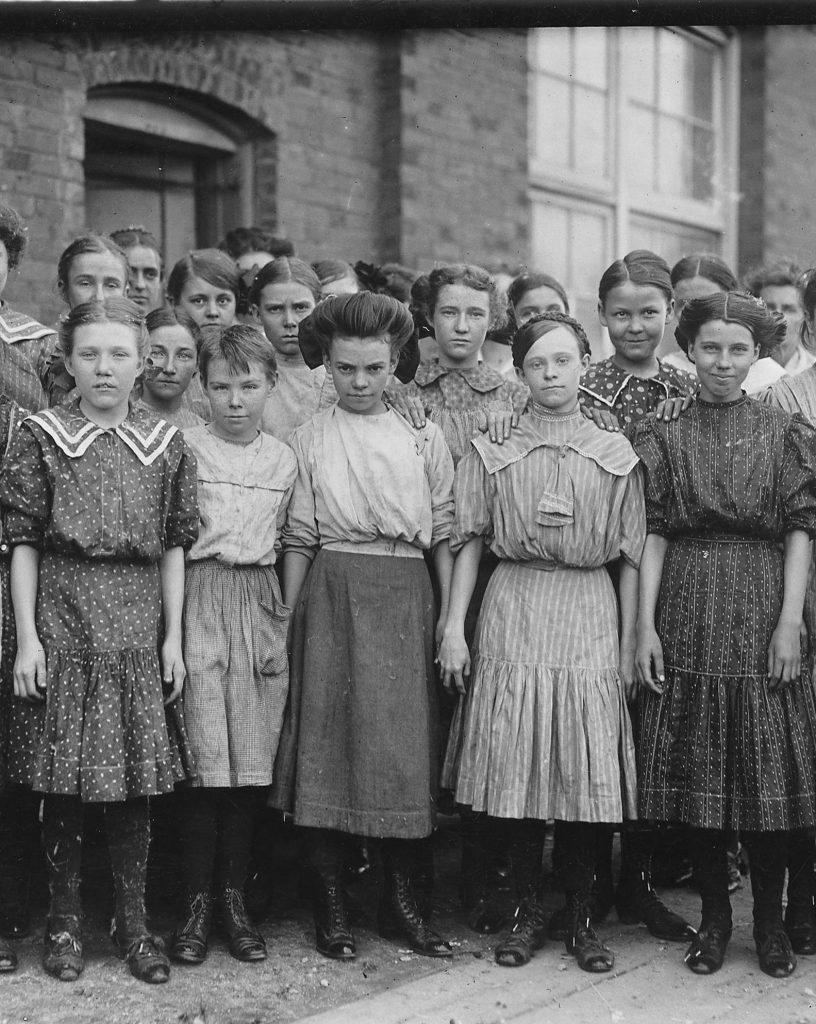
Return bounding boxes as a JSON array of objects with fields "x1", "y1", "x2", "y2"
[{"x1": 178, "y1": 787, "x2": 260, "y2": 895}]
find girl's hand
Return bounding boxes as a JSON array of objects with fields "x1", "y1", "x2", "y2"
[
  {"x1": 767, "y1": 619, "x2": 801, "y2": 689},
  {"x1": 580, "y1": 404, "x2": 621, "y2": 432},
  {"x1": 477, "y1": 408, "x2": 519, "y2": 444},
  {"x1": 635, "y1": 626, "x2": 665, "y2": 695},
  {"x1": 388, "y1": 392, "x2": 427, "y2": 428},
  {"x1": 437, "y1": 630, "x2": 471, "y2": 696},
  {"x1": 619, "y1": 633, "x2": 638, "y2": 701},
  {"x1": 654, "y1": 395, "x2": 694, "y2": 422},
  {"x1": 161, "y1": 637, "x2": 186, "y2": 704},
  {"x1": 14, "y1": 636, "x2": 47, "y2": 702}
]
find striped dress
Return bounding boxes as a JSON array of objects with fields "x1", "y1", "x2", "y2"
[
  {"x1": 444, "y1": 403, "x2": 645, "y2": 823},
  {"x1": 633, "y1": 396, "x2": 816, "y2": 831}
]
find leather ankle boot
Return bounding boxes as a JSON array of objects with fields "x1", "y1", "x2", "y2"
[
  {"x1": 379, "y1": 840, "x2": 452, "y2": 958},
  {"x1": 170, "y1": 891, "x2": 213, "y2": 964}
]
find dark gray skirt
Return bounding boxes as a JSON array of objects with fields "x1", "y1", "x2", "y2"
[{"x1": 271, "y1": 548, "x2": 438, "y2": 838}]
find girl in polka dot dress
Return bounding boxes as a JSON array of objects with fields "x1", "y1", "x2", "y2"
[{"x1": 0, "y1": 298, "x2": 198, "y2": 984}]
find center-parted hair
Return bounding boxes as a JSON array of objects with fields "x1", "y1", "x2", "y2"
[
  {"x1": 305, "y1": 291, "x2": 414, "y2": 357},
  {"x1": 424, "y1": 263, "x2": 504, "y2": 328},
  {"x1": 166, "y1": 249, "x2": 242, "y2": 305},
  {"x1": 248, "y1": 257, "x2": 322, "y2": 307},
  {"x1": 110, "y1": 225, "x2": 162, "y2": 267},
  {"x1": 60, "y1": 298, "x2": 148, "y2": 359},
  {"x1": 675, "y1": 291, "x2": 787, "y2": 355},
  {"x1": 57, "y1": 234, "x2": 129, "y2": 300},
  {"x1": 145, "y1": 307, "x2": 202, "y2": 348},
  {"x1": 598, "y1": 250, "x2": 673, "y2": 305},
  {"x1": 507, "y1": 271, "x2": 570, "y2": 315},
  {"x1": 671, "y1": 253, "x2": 737, "y2": 292},
  {"x1": 512, "y1": 311, "x2": 591, "y2": 369},
  {"x1": 198, "y1": 323, "x2": 278, "y2": 384}
]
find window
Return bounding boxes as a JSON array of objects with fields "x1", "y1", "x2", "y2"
[
  {"x1": 529, "y1": 27, "x2": 738, "y2": 356},
  {"x1": 84, "y1": 90, "x2": 276, "y2": 270}
]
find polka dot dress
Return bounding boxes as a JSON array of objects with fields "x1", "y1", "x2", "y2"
[
  {"x1": 0, "y1": 397, "x2": 199, "y2": 802},
  {"x1": 580, "y1": 357, "x2": 696, "y2": 439}
]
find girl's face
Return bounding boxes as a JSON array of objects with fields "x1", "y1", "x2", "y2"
[
  {"x1": 0, "y1": 239, "x2": 9, "y2": 299},
  {"x1": 62, "y1": 252, "x2": 127, "y2": 309},
  {"x1": 432, "y1": 284, "x2": 491, "y2": 368},
  {"x1": 143, "y1": 325, "x2": 199, "y2": 405},
  {"x1": 689, "y1": 319, "x2": 758, "y2": 404},
  {"x1": 254, "y1": 281, "x2": 316, "y2": 358},
  {"x1": 520, "y1": 327, "x2": 589, "y2": 414},
  {"x1": 513, "y1": 285, "x2": 567, "y2": 327},
  {"x1": 761, "y1": 284, "x2": 804, "y2": 366},
  {"x1": 205, "y1": 356, "x2": 275, "y2": 444},
  {"x1": 320, "y1": 275, "x2": 359, "y2": 300},
  {"x1": 175, "y1": 275, "x2": 237, "y2": 327},
  {"x1": 598, "y1": 281, "x2": 673, "y2": 371},
  {"x1": 673, "y1": 275, "x2": 723, "y2": 318},
  {"x1": 65, "y1": 321, "x2": 144, "y2": 425},
  {"x1": 125, "y1": 245, "x2": 163, "y2": 313},
  {"x1": 324, "y1": 335, "x2": 396, "y2": 416}
]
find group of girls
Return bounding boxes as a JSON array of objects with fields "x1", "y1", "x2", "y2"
[{"x1": 1, "y1": 199, "x2": 816, "y2": 992}]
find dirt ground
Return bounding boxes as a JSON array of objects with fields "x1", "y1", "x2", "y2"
[{"x1": 1, "y1": 814, "x2": 812, "y2": 1024}]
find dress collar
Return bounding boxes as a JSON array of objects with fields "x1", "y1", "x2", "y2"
[
  {"x1": 580, "y1": 357, "x2": 695, "y2": 407},
  {"x1": 0, "y1": 301, "x2": 56, "y2": 345},
  {"x1": 413, "y1": 359, "x2": 507, "y2": 393},
  {"x1": 27, "y1": 396, "x2": 178, "y2": 465}
]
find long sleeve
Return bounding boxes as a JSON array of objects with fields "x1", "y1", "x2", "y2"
[
  {"x1": 281, "y1": 427, "x2": 320, "y2": 559},
  {"x1": 0, "y1": 422, "x2": 51, "y2": 547},
  {"x1": 450, "y1": 448, "x2": 496, "y2": 553}
]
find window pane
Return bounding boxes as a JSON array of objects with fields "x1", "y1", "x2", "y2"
[
  {"x1": 531, "y1": 200, "x2": 569, "y2": 283},
  {"x1": 569, "y1": 210, "x2": 607, "y2": 294},
  {"x1": 657, "y1": 114, "x2": 688, "y2": 196},
  {"x1": 533, "y1": 76, "x2": 570, "y2": 168},
  {"x1": 574, "y1": 28, "x2": 608, "y2": 88},
  {"x1": 692, "y1": 44, "x2": 715, "y2": 121},
  {"x1": 629, "y1": 212, "x2": 719, "y2": 265},
  {"x1": 691, "y1": 125, "x2": 715, "y2": 201},
  {"x1": 625, "y1": 105, "x2": 656, "y2": 195},
  {"x1": 621, "y1": 27, "x2": 656, "y2": 104},
  {"x1": 574, "y1": 87, "x2": 608, "y2": 178},
  {"x1": 534, "y1": 28, "x2": 571, "y2": 76},
  {"x1": 658, "y1": 30, "x2": 693, "y2": 118}
]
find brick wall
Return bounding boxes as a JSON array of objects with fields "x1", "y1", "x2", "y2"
[
  {"x1": 0, "y1": 29, "x2": 530, "y2": 327},
  {"x1": 739, "y1": 25, "x2": 816, "y2": 273}
]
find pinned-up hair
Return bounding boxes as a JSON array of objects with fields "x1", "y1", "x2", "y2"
[
  {"x1": 507, "y1": 271, "x2": 570, "y2": 315},
  {"x1": 248, "y1": 256, "x2": 322, "y2": 307},
  {"x1": 675, "y1": 291, "x2": 787, "y2": 356},
  {"x1": 110, "y1": 225, "x2": 162, "y2": 266},
  {"x1": 304, "y1": 291, "x2": 414, "y2": 357},
  {"x1": 219, "y1": 226, "x2": 294, "y2": 260},
  {"x1": 798, "y1": 269, "x2": 816, "y2": 352},
  {"x1": 671, "y1": 253, "x2": 737, "y2": 293},
  {"x1": 425, "y1": 263, "x2": 504, "y2": 328},
  {"x1": 60, "y1": 297, "x2": 148, "y2": 359},
  {"x1": 512, "y1": 311, "x2": 591, "y2": 369},
  {"x1": 145, "y1": 306, "x2": 201, "y2": 347},
  {"x1": 198, "y1": 323, "x2": 278, "y2": 384},
  {"x1": 744, "y1": 257, "x2": 802, "y2": 297},
  {"x1": 598, "y1": 249, "x2": 673, "y2": 305},
  {"x1": 0, "y1": 203, "x2": 27, "y2": 271},
  {"x1": 312, "y1": 259, "x2": 359, "y2": 290},
  {"x1": 57, "y1": 234, "x2": 129, "y2": 298},
  {"x1": 166, "y1": 249, "x2": 242, "y2": 305}
]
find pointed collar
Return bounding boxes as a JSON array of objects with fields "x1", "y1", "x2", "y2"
[
  {"x1": 0, "y1": 302, "x2": 57, "y2": 345},
  {"x1": 413, "y1": 359, "x2": 507, "y2": 393},
  {"x1": 27, "y1": 396, "x2": 178, "y2": 465},
  {"x1": 580, "y1": 357, "x2": 695, "y2": 408}
]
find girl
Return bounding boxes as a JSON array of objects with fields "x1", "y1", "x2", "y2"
[
  {"x1": 662, "y1": 253, "x2": 786, "y2": 393},
  {"x1": 166, "y1": 249, "x2": 241, "y2": 421},
  {"x1": 139, "y1": 308, "x2": 204, "y2": 430},
  {"x1": 45, "y1": 234, "x2": 130, "y2": 404},
  {"x1": 110, "y1": 226, "x2": 165, "y2": 314},
  {"x1": 439, "y1": 312, "x2": 644, "y2": 972},
  {"x1": 311, "y1": 258, "x2": 360, "y2": 299},
  {"x1": 1, "y1": 297, "x2": 198, "y2": 984},
  {"x1": 271, "y1": 292, "x2": 455, "y2": 961},
  {"x1": 170, "y1": 324, "x2": 296, "y2": 965},
  {"x1": 634, "y1": 292, "x2": 816, "y2": 978},
  {"x1": 0, "y1": 203, "x2": 53, "y2": 410},
  {"x1": 248, "y1": 257, "x2": 336, "y2": 442},
  {"x1": 581, "y1": 250, "x2": 696, "y2": 439}
]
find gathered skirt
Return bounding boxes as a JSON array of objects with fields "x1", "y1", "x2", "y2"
[
  {"x1": 638, "y1": 536, "x2": 816, "y2": 831},
  {"x1": 271, "y1": 548, "x2": 438, "y2": 839},
  {"x1": 183, "y1": 559, "x2": 290, "y2": 787},
  {"x1": 31, "y1": 553, "x2": 194, "y2": 802},
  {"x1": 444, "y1": 561, "x2": 637, "y2": 823}
]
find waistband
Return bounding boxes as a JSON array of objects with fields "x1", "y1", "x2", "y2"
[
  {"x1": 677, "y1": 534, "x2": 776, "y2": 545},
  {"x1": 323, "y1": 539, "x2": 423, "y2": 559}
]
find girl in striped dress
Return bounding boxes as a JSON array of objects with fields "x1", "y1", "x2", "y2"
[
  {"x1": 439, "y1": 312, "x2": 645, "y2": 972},
  {"x1": 634, "y1": 291, "x2": 816, "y2": 978}
]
